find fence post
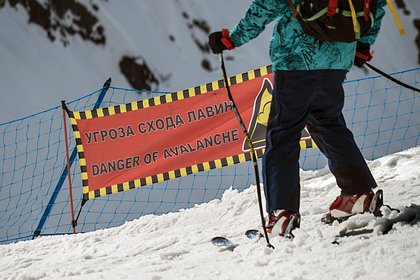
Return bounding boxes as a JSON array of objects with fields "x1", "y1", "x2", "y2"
[{"x1": 33, "y1": 78, "x2": 111, "y2": 239}]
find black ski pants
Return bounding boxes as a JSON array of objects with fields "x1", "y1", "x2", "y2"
[{"x1": 262, "y1": 70, "x2": 377, "y2": 213}]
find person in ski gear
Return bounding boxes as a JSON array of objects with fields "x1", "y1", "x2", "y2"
[{"x1": 209, "y1": 0, "x2": 387, "y2": 237}]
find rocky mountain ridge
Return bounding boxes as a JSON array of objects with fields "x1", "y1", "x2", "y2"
[{"x1": 0, "y1": 0, "x2": 418, "y2": 121}]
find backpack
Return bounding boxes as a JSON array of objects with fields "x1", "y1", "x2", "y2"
[{"x1": 286, "y1": 0, "x2": 404, "y2": 43}]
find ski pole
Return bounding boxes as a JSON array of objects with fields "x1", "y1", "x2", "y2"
[
  {"x1": 219, "y1": 53, "x2": 274, "y2": 249},
  {"x1": 365, "y1": 63, "x2": 420, "y2": 93}
]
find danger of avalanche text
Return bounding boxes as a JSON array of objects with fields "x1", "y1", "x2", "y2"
[{"x1": 163, "y1": 129, "x2": 239, "y2": 159}]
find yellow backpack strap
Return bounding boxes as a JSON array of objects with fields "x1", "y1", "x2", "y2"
[
  {"x1": 386, "y1": 0, "x2": 405, "y2": 35},
  {"x1": 348, "y1": 0, "x2": 360, "y2": 39}
]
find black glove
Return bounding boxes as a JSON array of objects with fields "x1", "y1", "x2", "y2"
[
  {"x1": 208, "y1": 29, "x2": 235, "y2": 54},
  {"x1": 354, "y1": 42, "x2": 372, "y2": 67}
]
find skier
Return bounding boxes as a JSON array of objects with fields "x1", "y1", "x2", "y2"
[{"x1": 208, "y1": 0, "x2": 387, "y2": 237}]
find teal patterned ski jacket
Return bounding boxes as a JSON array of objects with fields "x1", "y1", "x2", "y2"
[{"x1": 229, "y1": 0, "x2": 387, "y2": 71}]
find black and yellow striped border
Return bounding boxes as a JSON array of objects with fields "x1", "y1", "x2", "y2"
[
  {"x1": 67, "y1": 111, "x2": 90, "y2": 199},
  {"x1": 70, "y1": 65, "x2": 273, "y2": 121},
  {"x1": 67, "y1": 64, "x2": 315, "y2": 200}
]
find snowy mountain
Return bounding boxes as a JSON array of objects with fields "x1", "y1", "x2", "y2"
[
  {"x1": 0, "y1": 0, "x2": 419, "y2": 122},
  {"x1": 0, "y1": 2, "x2": 419, "y2": 278},
  {"x1": 0, "y1": 146, "x2": 419, "y2": 279}
]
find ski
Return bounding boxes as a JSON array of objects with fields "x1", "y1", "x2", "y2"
[
  {"x1": 212, "y1": 204, "x2": 419, "y2": 248},
  {"x1": 211, "y1": 229, "x2": 263, "y2": 251},
  {"x1": 332, "y1": 204, "x2": 419, "y2": 244},
  {"x1": 245, "y1": 229, "x2": 263, "y2": 239},
  {"x1": 211, "y1": 236, "x2": 238, "y2": 251}
]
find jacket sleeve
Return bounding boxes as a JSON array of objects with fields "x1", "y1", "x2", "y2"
[
  {"x1": 358, "y1": 0, "x2": 387, "y2": 45},
  {"x1": 229, "y1": 0, "x2": 283, "y2": 47}
]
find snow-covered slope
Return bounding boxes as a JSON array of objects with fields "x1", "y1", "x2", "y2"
[
  {"x1": 0, "y1": 0, "x2": 419, "y2": 122},
  {"x1": 0, "y1": 146, "x2": 419, "y2": 280}
]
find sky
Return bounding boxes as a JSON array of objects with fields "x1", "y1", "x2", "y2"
[{"x1": 0, "y1": 146, "x2": 419, "y2": 280}]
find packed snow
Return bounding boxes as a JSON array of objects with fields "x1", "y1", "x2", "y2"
[{"x1": 0, "y1": 146, "x2": 419, "y2": 280}]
